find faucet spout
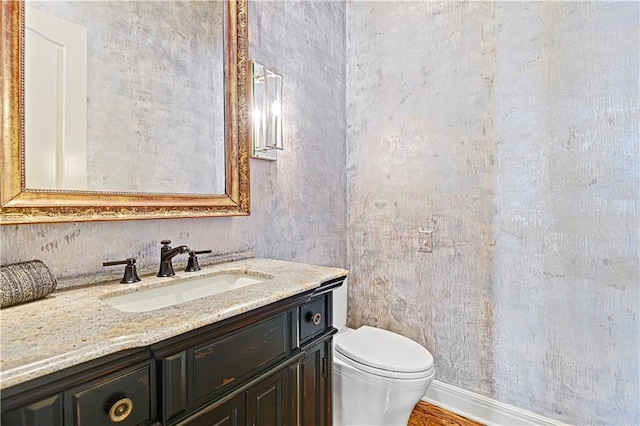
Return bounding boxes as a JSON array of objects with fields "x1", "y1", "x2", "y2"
[{"x1": 157, "y1": 240, "x2": 190, "y2": 277}]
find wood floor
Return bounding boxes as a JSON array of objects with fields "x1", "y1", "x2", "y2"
[{"x1": 408, "y1": 401, "x2": 484, "y2": 426}]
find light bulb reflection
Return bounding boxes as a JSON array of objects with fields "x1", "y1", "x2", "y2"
[{"x1": 270, "y1": 102, "x2": 281, "y2": 117}]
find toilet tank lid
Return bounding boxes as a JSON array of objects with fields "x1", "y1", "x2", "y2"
[{"x1": 335, "y1": 326, "x2": 433, "y2": 373}]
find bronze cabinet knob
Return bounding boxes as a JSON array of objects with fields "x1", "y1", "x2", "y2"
[
  {"x1": 311, "y1": 313, "x2": 322, "y2": 326},
  {"x1": 109, "y1": 397, "x2": 133, "y2": 423}
]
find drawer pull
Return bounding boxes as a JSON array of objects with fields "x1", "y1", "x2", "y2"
[
  {"x1": 109, "y1": 397, "x2": 133, "y2": 423},
  {"x1": 309, "y1": 313, "x2": 322, "y2": 326}
]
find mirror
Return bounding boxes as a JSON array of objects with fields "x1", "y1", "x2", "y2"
[
  {"x1": 24, "y1": 1, "x2": 226, "y2": 195},
  {"x1": 1, "y1": 0, "x2": 250, "y2": 224}
]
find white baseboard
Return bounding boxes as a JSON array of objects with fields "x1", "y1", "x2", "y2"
[{"x1": 423, "y1": 380, "x2": 570, "y2": 426}]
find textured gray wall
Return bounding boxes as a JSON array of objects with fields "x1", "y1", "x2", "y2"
[
  {"x1": 346, "y1": 1, "x2": 638, "y2": 425},
  {"x1": 2, "y1": 1, "x2": 347, "y2": 277},
  {"x1": 4, "y1": 1, "x2": 639, "y2": 424}
]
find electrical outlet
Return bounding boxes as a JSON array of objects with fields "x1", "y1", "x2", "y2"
[{"x1": 418, "y1": 229, "x2": 432, "y2": 253}]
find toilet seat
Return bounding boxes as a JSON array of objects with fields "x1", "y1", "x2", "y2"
[{"x1": 335, "y1": 326, "x2": 434, "y2": 380}]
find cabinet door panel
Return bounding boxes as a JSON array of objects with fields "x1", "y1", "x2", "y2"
[
  {"x1": 246, "y1": 368, "x2": 290, "y2": 426},
  {"x1": 300, "y1": 342, "x2": 326, "y2": 426},
  {"x1": 177, "y1": 393, "x2": 245, "y2": 426},
  {"x1": 162, "y1": 351, "x2": 188, "y2": 422},
  {"x1": 2, "y1": 394, "x2": 63, "y2": 426}
]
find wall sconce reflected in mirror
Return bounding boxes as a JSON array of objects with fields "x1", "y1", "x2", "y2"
[{"x1": 250, "y1": 61, "x2": 283, "y2": 161}]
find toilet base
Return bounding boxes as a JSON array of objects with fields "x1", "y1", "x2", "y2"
[{"x1": 333, "y1": 355, "x2": 434, "y2": 426}]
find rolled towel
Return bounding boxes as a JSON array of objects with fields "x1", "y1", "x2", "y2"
[{"x1": 1, "y1": 260, "x2": 57, "y2": 308}]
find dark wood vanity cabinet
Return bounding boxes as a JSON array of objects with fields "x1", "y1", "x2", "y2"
[{"x1": 1, "y1": 277, "x2": 344, "y2": 426}]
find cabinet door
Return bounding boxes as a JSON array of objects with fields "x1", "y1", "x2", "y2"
[
  {"x1": 246, "y1": 367, "x2": 290, "y2": 426},
  {"x1": 300, "y1": 337, "x2": 332, "y2": 426},
  {"x1": 300, "y1": 341, "x2": 325, "y2": 426},
  {"x1": 177, "y1": 393, "x2": 245, "y2": 426}
]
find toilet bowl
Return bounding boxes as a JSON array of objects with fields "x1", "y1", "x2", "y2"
[{"x1": 333, "y1": 326, "x2": 435, "y2": 426}]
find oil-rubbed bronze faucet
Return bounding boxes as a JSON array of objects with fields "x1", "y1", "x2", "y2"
[{"x1": 157, "y1": 240, "x2": 190, "y2": 277}]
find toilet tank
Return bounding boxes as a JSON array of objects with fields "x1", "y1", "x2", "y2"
[{"x1": 332, "y1": 277, "x2": 348, "y2": 328}]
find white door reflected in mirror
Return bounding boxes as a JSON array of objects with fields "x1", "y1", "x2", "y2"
[{"x1": 25, "y1": 7, "x2": 87, "y2": 190}]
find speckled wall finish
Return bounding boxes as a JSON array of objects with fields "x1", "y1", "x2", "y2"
[
  {"x1": 346, "y1": 1, "x2": 638, "y2": 425},
  {"x1": 1, "y1": 2, "x2": 346, "y2": 276}
]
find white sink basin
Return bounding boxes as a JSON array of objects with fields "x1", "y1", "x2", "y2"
[{"x1": 102, "y1": 273, "x2": 270, "y2": 313}]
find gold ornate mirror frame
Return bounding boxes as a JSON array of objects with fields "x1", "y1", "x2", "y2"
[{"x1": 0, "y1": 0, "x2": 250, "y2": 224}]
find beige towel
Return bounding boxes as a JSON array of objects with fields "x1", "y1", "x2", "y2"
[{"x1": 1, "y1": 260, "x2": 57, "y2": 308}]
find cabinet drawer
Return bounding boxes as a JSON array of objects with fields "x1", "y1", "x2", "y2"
[
  {"x1": 68, "y1": 362, "x2": 153, "y2": 426},
  {"x1": 300, "y1": 295, "x2": 328, "y2": 343},
  {"x1": 192, "y1": 312, "x2": 290, "y2": 403}
]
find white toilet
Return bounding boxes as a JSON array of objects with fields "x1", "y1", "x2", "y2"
[{"x1": 332, "y1": 325, "x2": 435, "y2": 425}]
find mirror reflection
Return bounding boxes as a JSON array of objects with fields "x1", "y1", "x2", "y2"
[{"x1": 24, "y1": 1, "x2": 225, "y2": 194}]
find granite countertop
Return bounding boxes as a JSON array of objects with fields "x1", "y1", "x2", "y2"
[{"x1": 0, "y1": 257, "x2": 348, "y2": 390}]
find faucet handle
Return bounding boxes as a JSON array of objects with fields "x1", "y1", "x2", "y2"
[
  {"x1": 103, "y1": 258, "x2": 141, "y2": 284},
  {"x1": 194, "y1": 250, "x2": 213, "y2": 255},
  {"x1": 185, "y1": 250, "x2": 212, "y2": 272},
  {"x1": 160, "y1": 239, "x2": 171, "y2": 248}
]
